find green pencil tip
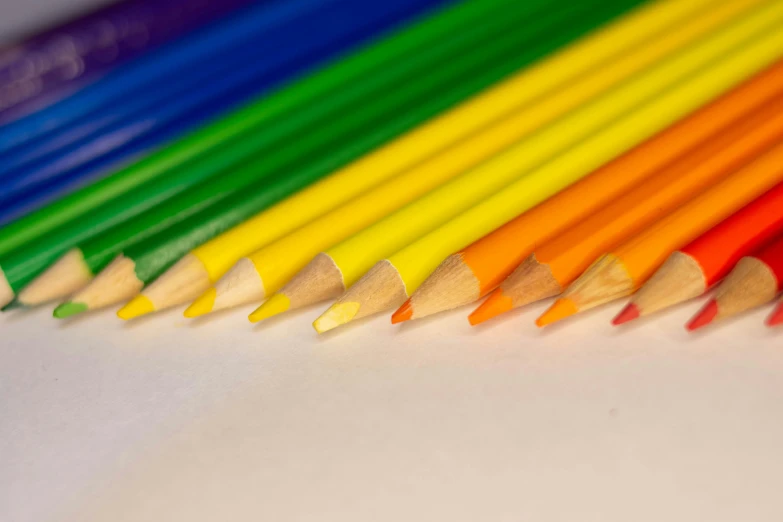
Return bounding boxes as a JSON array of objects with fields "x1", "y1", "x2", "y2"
[
  {"x1": 53, "y1": 302, "x2": 88, "y2": 319},
  {"x1": 1, "y1": 299, "x2": 25, "y2": 312}
]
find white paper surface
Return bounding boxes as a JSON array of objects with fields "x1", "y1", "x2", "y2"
[{"x1": 2, "y1": 296, "x2": 783, "y2": 522}]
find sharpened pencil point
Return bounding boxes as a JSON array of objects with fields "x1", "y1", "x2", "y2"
[
  {"x1": 391, "y1": 300, "x2": 413, "y2": 324},
  {"x1": 313, "y1": 302, "x2": 360, "y2": 334},
  {"x1": 767, "y1": 304, "x2": 783, "y2": 327},
  {"x1": 184, "y1": 288, "x2": 216, "y2": 319},
  {"x1": 613, "y1": 303, "x2": 640, "y2": 326},
  {"x1": 468, "y1": 289, "x2": 513, "y2": 326},
  {"x1": 2, "y1": 299, "x2": 26, "y2": 312},
  {"x1": 117, "y1": 295, "x2": 155, "y2": 321},
  {"x1": 53, "y1": 301, "x2": 88, "y2": 319},
  {"x1": 248, "y1": 293, "x2": 290, "y2": 323},
  {"x1": 687, "y1": 299, "x2": 718, "y2": 332},
  {"x1": 537, "y1": 298, "x2": 578, "y2": 327}
]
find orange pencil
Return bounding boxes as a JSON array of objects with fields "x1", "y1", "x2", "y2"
[
  {"x1": 688, "y1": 234, "x2": 783, "y2": 330},
  {"x1": 536, "y1": 139, "x2": 783, "y2": 327},
  {"x1": 615, "y1": 181, "x2": 783, "y2": 324},
  {"x1": 469, "y1": 93, "x2": 783, "y2": 325},
  {"x1": 394, "y1": 60, "x2": 783, "y2": 324}
]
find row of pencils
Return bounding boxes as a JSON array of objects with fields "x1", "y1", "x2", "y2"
[{"x1": 2, "y1": 0, "x2": 783, "y2": 336}]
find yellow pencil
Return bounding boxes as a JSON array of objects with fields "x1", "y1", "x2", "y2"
[
  {"x1": 250, "y1": 0, "x2": 783, "y2": 328},
  {"x1": 185, "y1": 0, "x2": 737, "y2": 318},
  {"x1": 312, "y1": 4, "x2": 783, "y2": 333}
]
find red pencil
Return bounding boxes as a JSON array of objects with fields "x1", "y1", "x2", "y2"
[
  {"x1": 614, "y1": 181, "x2": 783, "y2": 324},
  {"x1": 688, "y1": 234, "x2": 783, "y2": 331}
]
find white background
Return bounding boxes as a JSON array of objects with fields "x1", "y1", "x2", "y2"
[{"x1": 2, "y1": 1, "x2": 783, "y2": 521}]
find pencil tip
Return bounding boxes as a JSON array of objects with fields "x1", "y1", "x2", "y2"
[
  {"x1": 184, "y1": 288, "x2": 216, "y2": 319},
  {"x1": 767, "y1": 304, "x2": 783, "y2": 327},
  {"x1": 53, "y1": 301, "x2": 88, "y2": 319},
  {"x1": 117, "y1": 295, "x2": 155, "y2": 321},
  {"x1": 313, "y1": 302, "x2": 360, "y2": 334},
  {"x1": 391, "y1": 300, "x2": 413, "y2": 324},
  {"x1": 687, "y1": 299, "x2": 718, "y2": 332},
  {"x1": 248, "y1": 293, "x2": 290, "y2": 323},
  {"x1": 468, "y1": 289, "x2": 513, "y2": 326},
  {"x1": 536, "y1": 298, "x2": 578, "y2": 328},
  {"x1": 613, "y1": 303, "x2": 640, "y2": 326},
  {"x1": 2, "y1": 299, "x2": 25, "y2": 312}
]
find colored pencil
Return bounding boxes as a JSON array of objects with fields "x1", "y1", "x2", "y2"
[
  {"x1": 253, "y1": 2, "x2": 783, "y2": 329},
  {"x1": 47, "y1": 0, "x2": 614, "y2": 318},
  {"x1": 0, "y1": 0, "x2": 453, "y2": 225},
  {"x1": 687, "y1": 235, "x2": 783, "y2": 330},
  {"x1": 469, "y1": 93, "x2": 783, "y2": 326},
  {"x1": 168, "y1": 0, "x2": 727, "y2": 319},
  {"x1": 0, "y1": 0, "x2": 523, "y2": 308},
  {"x1": 406, "y1": 63, "x2": 783, "y2": 327},
  {"x1": 0, "y1": 0, "x2": 255, "y2": 123},
  {"x1": 536, "y1": 140, "x2": 783, "y2": 328},
  {"x1": 324, "y1": 12, "x2": 783, "y2": 334},
  {"x1": 614, "y1": 182, "x2": 783, "y2": 324}
]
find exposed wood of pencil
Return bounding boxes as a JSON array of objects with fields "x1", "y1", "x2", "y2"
[
  {"x1": 393, "y1": 253, "x2": 478, "y2": 323},
  {"x1": 0, "y1": 267, "x2": 12, "y2": 309},
  {"x1": 315, "y1": 260, "x2": 407, "y2": 334},
  {"x1": 131, "y1": 254, "x2": 211, "y2": 317},
  {"x1": 186, "y1": 258, "x2": 265, "y2": 318},
  {"x1": 16, "y1": 249, "x2": 93, "y2": 307},
  {"x1": 537, "y1": 255, "x2": 634, "y2": 326},
  {"x1": 468, "y1": 254, "x2": 562, "y2": 326},
  {"x1": 54, "y1": 255, "x2": 143, "y2": 318},
  {"x1": 688, "y1": 256, "x2": 778, "y2": 330},
  {"x1": 248, "y1": 253, "x2": 344, "y2": 323},
  {"x1": 615, "y1": 251, "x2": 707, "y2": 324}
]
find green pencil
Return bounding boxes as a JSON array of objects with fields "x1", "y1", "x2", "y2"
[
  {"x1": 46, "y1": 0, "x2": 645, "y2": 318},
  {"x1": 0, "y1": 0, "x2": 543, "y2": 308}
]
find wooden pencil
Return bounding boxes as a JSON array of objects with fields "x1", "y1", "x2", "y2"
[
  {"x1": 687, "y1": 235, "x2": 783, "y2": 330},
  {"x1": 0, "y1": 0, "x2": 540, "y2": 309},
  {"x1": 468, "y1": 92, "x2": 783, "y2": 326},
  {"x1": 614, "y1": 181, "x2": 783, "y2": 324},
  {"x1": 408, "y1": 58, "x2": 783, "y2": 325},
  {"x1": 312, "y1": 9, "x2": 783, "y2": 333},
  {"x1": 185, "y1": 0, "x2": 730, "y2": 319},
  {"x1": 536, "y1": 140, "x2": 783, "y2": 328},
  {"x1": 54, "y1": 0, "x2": 615, "y2": 319}
]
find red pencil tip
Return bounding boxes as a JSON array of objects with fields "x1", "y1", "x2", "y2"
[
  {"x1": 687, "y1": 299, "x2": 719, "y2": 332},
  {"x1": 612, "y1": 303, "x2": 640, "y2": 326},
  {"x1": 391, "y1": 300, "x2": 413, "y2": 324},
  {"x1": 766, "y1": 304, "x2": 783, "y2": 327}
]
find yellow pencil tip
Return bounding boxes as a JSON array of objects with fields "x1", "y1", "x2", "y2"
[
  {"x1": 313, "y1": 301, "x2": 360, "y2": 334},
  {"x1": 536, "y1": 298, "x2": 578, "y2": 328},
  {"x1": 248, "y1": 293, "x2": 291, "y2": 323},
  {"x1": 117, "y1": 295, "x2": 155, "y2": 321},
  {"x1": 184, "y1": 288, "x2": 216, "y2": 318}
]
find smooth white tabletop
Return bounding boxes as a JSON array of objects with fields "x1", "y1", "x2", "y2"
[{"x1": 3, "y1": 295, "x2": 783, "y2": 522}]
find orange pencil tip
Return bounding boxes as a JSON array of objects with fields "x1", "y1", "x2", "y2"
[
  {"x1": 687, "y1": 299, "x2": 718, "y2": 332},
  {"x1": 766, "y1": 304, "x2": 783, "y2": 327},
  {"x1": 391, "y1": 300, "x2": 413, "y2": 324},
  {"x1": 536, "y1": 298, "x2": 577, "y2": 328},
  {"x1": 468, "y1": 289, "x2": 513, "y2": 326},
  {"x1": 612, "y1": 303, "x2": 640, "y2": 326}
]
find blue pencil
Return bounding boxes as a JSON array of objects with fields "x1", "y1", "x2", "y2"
[{"x1": 0, "y1": 0, "x2": 452, "y2": 226}]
